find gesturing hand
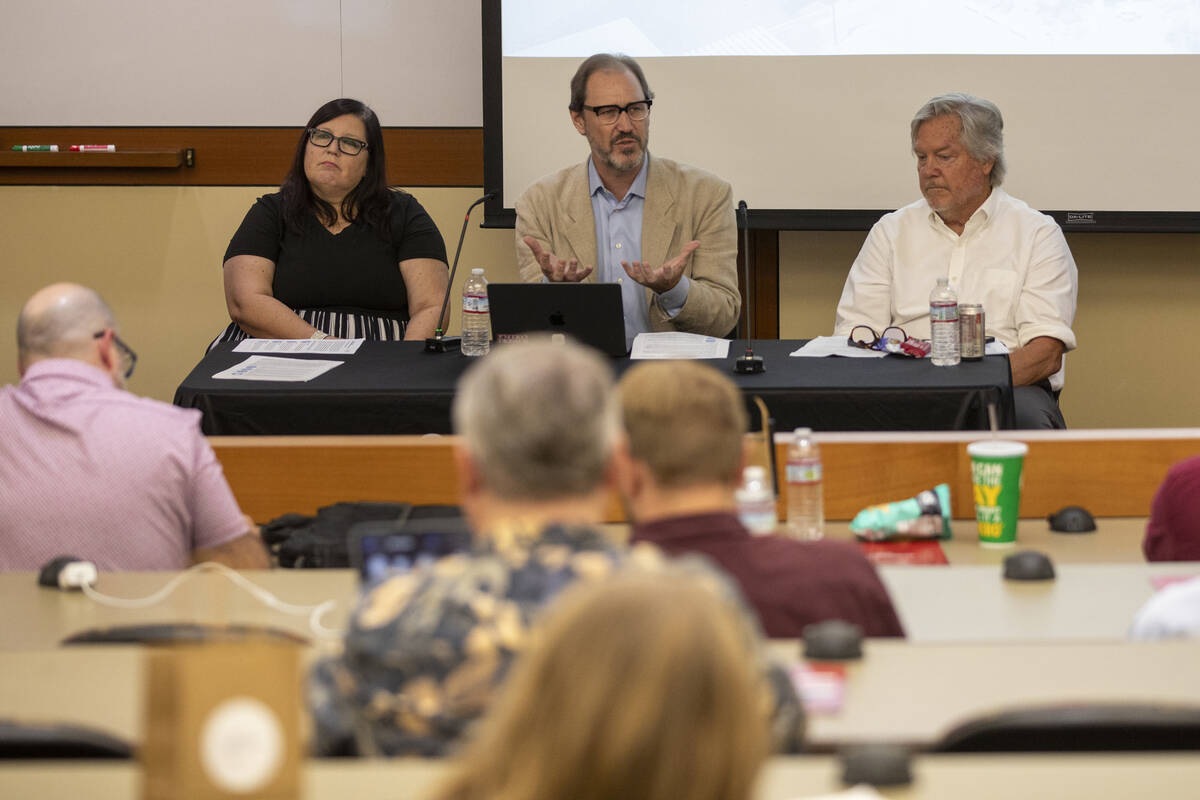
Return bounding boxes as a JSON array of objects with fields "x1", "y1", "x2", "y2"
[
  {"x1": 524, "y1": 236, "x2": 594, "y2": 282},
  {"x1": 621, "y1": 240, "x2": 700, "y2": 294}
]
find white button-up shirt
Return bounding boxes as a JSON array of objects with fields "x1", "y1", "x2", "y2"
[{"x1": 834, "y1": 188, "x2": 1078, "y2": 390}]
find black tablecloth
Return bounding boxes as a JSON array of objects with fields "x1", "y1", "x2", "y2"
[{"x1": 174, "y1": 340, "x2": 1015, "y2": 435}]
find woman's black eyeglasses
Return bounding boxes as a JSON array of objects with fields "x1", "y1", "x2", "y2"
[
  {"x1": 93, "y1": 330, "x2": 137, "y2": 379},
  {"x1": 307, "y1": 128, "x2": 368, "y2": 156},
  {"x1": 848, "y1": 325, "x2": 907, "y2": 353}
]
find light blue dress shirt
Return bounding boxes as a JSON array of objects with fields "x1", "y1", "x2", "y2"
[{"x1": 587, "y1": 156, "x2": 690, "y2": 345}]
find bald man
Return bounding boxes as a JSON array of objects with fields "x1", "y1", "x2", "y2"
[{"x1": 0, "y1": 283, "x2": 267, "y2": 571}]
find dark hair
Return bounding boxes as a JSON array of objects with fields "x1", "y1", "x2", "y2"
[
  {"x1": 280, "y1": 98, "x2": 391, "y2": 234},
  {"x1": 568, "y1": 53, "x2": 654, "y2": 112}
]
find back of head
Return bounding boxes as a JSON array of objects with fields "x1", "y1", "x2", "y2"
[
  {"x1": 620, "y1": 361, "x2": 747, "y2": 489},
  {"x1": 910, "y1": 92, "x2": 1006, "y2": 186},
  {"x1": 432, "y1": 565, "x2": 770, "y2": 800},
  {"x1": 452, "y1": 338, "x2": 619, "y2": 501},
  {"x1": 16, "y1": 283, "x2": 116, "y2": 372}
]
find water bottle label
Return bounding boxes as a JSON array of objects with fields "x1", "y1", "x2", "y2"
[
  {"x1": 463, "y1": 294, "x2": 489, "y2": 314},
  {"x1": 787, "y1": 461, "x2": 822, "y2": 484},
  {"x1": 930, "y1": 301, "x2": 958, "y2": 322}
]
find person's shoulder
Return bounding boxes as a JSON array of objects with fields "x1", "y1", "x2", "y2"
[
  {"x1": 754, "y1": 535, "x2": 876, "y2": 571},
  {"x1": 651, "y1": 156, "x2": 729, "y2": 192},
  {"x1": 876, "y1": 197, "x2": 930, "y2": 226},
  {"x1": 100, "y1": 392, "x2": 206, "y2": 434},
  {"x1": 992, "y1": 188, "x2": 1061, "y2": 229}
]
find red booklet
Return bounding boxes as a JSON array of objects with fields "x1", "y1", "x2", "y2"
[{"x1": 857, "y1": 540, "x2": 949, "y2": 565}]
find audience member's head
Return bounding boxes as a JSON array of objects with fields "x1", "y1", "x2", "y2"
[
  {"x1": 1143, "y1": 455, "x2": 1200, "y2": 562},
  {"x1": 429, "y1": 565, "x2": 771, "y2": 800},
  {"x1": 16, "y1": 283, "x2": 126, "y2": 381},
  {"x1": 618, "y1": 361, "x2": 748, "y2": 520},
  {"x1": 451, "y1": 337, "x2": 622, "y2": 529}
]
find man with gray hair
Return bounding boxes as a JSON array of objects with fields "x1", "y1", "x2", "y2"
[
  {"x1": 0, "y1": 283, "x2": 267, "y2": 570},
  {"x1": 310, "y1": 338, "x2": 641, "y2": 756},
  {"x1": 834, "y1": 92, "x2": 1078, "y2": 428}
]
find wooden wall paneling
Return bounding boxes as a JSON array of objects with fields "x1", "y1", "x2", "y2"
[
  {"x1": 213, "y1": 433, "x2": 1200, "y2": 524},
  {"x1": 0, "y1": 127, "x2": 483, "y2": 186}
]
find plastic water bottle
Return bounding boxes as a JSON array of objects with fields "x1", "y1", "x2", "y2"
[
  {"x1": 461, "y1": 268, "x2": 490, "y2": 357},
  {"x1": 785, "y1": 427, "x2": 824, "y2": 540},
  {"x1": 735, "y1": 465, "x2": 777, "y2": 535},
  {"x1": 930, "y1": 277, "x2": 960, "y2": 366}
]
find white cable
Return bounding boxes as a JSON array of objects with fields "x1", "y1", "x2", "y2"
[{"x1": 79, "y1": 561, "x2": 343, "y2": 640}]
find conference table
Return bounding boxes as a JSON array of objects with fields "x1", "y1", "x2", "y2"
[{"x1": 173, "y1": 340, "x2": 1016, "y2": 435}]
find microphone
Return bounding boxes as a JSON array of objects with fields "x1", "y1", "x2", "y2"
[
  {"x1": 734, "y1": 200, "x2": 764, "y2": 374},
  {"x1": 425, "y1": 192, "x2": 495, "y2": 353}
]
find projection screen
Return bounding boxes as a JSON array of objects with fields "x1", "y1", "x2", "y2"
[{"x1": 483, "y1": 1, "x2": 1200, "y2": 231}]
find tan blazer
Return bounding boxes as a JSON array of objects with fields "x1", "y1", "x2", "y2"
[{"x1": 514, "y1": 155, "x2": 741, "y2": 337}]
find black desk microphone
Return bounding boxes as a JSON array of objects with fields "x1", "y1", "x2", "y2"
[
  {"x1": 734, "y1": 200, "x2": 765, "y2": 374},
  {"x1": 425, "y1": 192, "x2": 494, "y2": 353}
]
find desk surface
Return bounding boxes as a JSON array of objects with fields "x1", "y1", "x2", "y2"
[
  {"x1": 4, "y1": 639, "x2": 1199, "y2": 752},
  {"x1": 175, "y1": 340, "x2": 1015, "y2": 434},
  {"x1": 0, "y1": 537, "x2": 1185, "y2": 651},
  {"x1": 3, "y1": 754, "x2": 1200, "y2": 800}
]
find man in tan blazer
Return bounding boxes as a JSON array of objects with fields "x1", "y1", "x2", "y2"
[{"x1": 515, "y1": 53, "x2": 741, "y2": 341}]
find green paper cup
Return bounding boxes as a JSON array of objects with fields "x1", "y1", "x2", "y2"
[{"x1": 967, "y1": 440, "x2": 1028, "y2": 548}]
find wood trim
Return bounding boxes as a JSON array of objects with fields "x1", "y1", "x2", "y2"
[
  {"x1": 0, "y1": 127, "x2": 482, "y2": 186},
  {"x1": 211, "y1": 433, "x2": 1200, "y2": 524}
]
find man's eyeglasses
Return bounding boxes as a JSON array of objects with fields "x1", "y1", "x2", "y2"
[
  {"x1": 307, "y1": 128, "x2": 368, "y2": 156},
  {"x1": 581, "y1": 100, "x2": 652, "y2": 125},
  {"x1": 93, "y1": 330, "x2": 137, "y2": 379},
  {"x1": 848, "y1": 325, "x2": 907, "y2": 353}
]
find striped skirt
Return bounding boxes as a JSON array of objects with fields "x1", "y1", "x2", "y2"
[{"x1": 208, "y1": 308, "x2": 408, "y2": 351}]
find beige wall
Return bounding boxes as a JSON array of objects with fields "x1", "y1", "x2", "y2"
[
  {"x1": 780, "y1": 231, "x2": 1200, "y2": 429},
  {"x1": 2, "y1": 184, "x2": 1195, "y2": 429},
  {"x1": 0, "y1": 186, "x2": 517, "y2": 404}
]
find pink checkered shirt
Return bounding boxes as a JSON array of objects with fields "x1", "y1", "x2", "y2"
[{"x1": 0, "y1": 359, "x2": 247, "y2": 570}]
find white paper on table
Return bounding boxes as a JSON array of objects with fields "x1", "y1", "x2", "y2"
[
  {"x1": 233, "y1": 338, "x2": 364, "y2": 355},
  {"x1": 986, "y1": 340, "x2": 1010, "y2": 355},
  {"x1": 785, "y1": 787, "x2": 886, "y2": 800},
  {"x1": 630, "y1": 332, "x2": 730, "y2": 360},
  {"x1": 212, "y1": 355, "x2": 344, "y2": 382},
  {"x1": 789, "y1": 336, "x2": 888, "y2": 358}
]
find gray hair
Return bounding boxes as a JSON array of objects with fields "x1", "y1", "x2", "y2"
[
  {"x1": 911, "y1": 92, "x2": 1006, "y2": 187},
  {"x1": 569, "y1": 53, "x2": 654, "y2": 112},
  {"x1": 16, "y1": 283, "x2": 116, "y2": 362},
  {"x1": 452, "y1": 338, "x2": 620, "y2": 501}
]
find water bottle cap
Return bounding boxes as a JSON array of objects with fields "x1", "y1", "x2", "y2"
[
  {"x1": 793, "y1": 427, "x2": 812, "y2": 437},
  {"x1": 743, "y1": 465, "x2": 767, "y2": 482},
  {"x1": 936, "y1": 276, "x2": 949, "y2": 285},
  {"x1": 471, "y1": 268, "x2": 484, "y2": 275}
]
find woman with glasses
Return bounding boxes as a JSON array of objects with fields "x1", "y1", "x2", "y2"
[{"x1": 212, "y1": 98, "x2": 449, "y2": 346}]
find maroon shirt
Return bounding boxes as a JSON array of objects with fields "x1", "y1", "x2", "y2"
[
  {"x1": 1143, "y1": 456, "x2": 1200, "y2": 561},
  {"x1": 632, "y1": 512, "x2": 905, "y2": 638}
]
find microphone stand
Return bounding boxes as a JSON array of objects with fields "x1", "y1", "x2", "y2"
[
  {"x1": 734, "y1": 200, "x2": 764, "y2": 374},
  {"x1": 425, "y1": 192, "x2": 494, "y2": 353}
]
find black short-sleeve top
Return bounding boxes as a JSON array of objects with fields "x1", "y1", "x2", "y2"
[{"x1": 223, "y1": 190, "x2": 448, "y2": 320}]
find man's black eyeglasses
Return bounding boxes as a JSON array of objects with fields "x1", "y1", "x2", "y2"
[
  {"x1": 581, "y1": 100, "x2": 652, "y2": 125},
  {"x1": 307, "y1": 128, "x2": 368, "y2": 156},
  {"x1": 93, "y1": 330, "x2": 137, "y2": 379},
  {"x1": 848, "y1": 325, "x2": 907, "y2": 353}
]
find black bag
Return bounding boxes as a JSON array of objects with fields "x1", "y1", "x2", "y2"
[{"x1": 261, "y1": 502, "x2": 462, "y2": 568}]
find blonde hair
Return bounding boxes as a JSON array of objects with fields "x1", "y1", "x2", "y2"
[
  {"x1": 619, "y1": 361, "x2": 748, "y2": 488},
  {"x1": 429, "y1": 566, "x2": 771, "y2": 800}
]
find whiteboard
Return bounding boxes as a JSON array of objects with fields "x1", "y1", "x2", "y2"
[{"x1": 0, "y1": 0, "x2": 481, "y2": 126}]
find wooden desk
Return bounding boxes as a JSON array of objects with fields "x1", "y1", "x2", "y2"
[
  {"x1": 5, "y1": 637, "x2": 1199, "y2": 751},
  {"x1": 210, "y1": 429, "x2": 1200, "y2": 522},
  {"x1": 2, "y1": 748, "x2": 1200, "y2": 799}
]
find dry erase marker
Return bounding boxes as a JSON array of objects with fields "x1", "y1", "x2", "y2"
[
  {"x1": 69, "y1": 144, "x2": 116, "y2": 152},
  {"x1": 11, "y1": 145, "x2": 59, "y2": 152}
]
